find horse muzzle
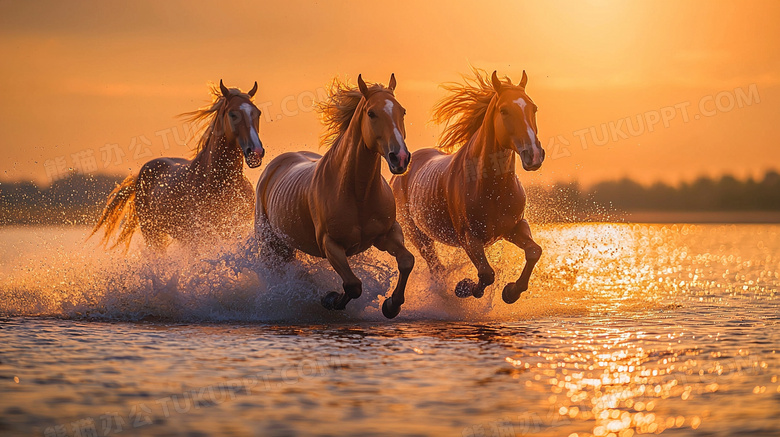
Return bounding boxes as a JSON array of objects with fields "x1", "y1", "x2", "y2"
[
  {"x1": 244, "y1": 146, "x2": 265, "y2": 168},
  {"x1": 517, "y1": 140, "x2": 545, "y2": 172},
  {"x1": 386, "y1": 149, "x2": 411, "y2": 175}
]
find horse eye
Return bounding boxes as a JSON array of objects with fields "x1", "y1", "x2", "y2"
[
  {"x1": 367, "y1": 110, "x2": 376, "y2": 119},
  {"x1": 500, "y1": 109, "x2": 508, "y2": 115}
]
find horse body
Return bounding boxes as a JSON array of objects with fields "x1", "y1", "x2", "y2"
[
  {"x1": 256, "y1": 75, "x2": 415, "y2": 318},
  {"x1": 135, "y1": 155, "x2": 255, "y2": 247},
  {"x1": 398, "y1": 148, "x2": 527, "y2": 249},
  {"x1": 258, "y1": 149, "x2": 398, "y2": 259},
  {"x1": 391, "y1": 69, "x2": 545, "y2": 303},
  {"x1": 92, "y1": 81, "x2": 264, "y2": 251}
]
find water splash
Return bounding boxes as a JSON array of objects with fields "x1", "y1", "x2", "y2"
[{"x1": 0, "y1": 224, "x2": 682, "y2": 322}]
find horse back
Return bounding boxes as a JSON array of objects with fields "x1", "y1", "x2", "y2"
[
  {"x1": 137, "y1": 157, "x2": 190, "y2": 182},
  {"x1": 135, "y1": 157, "x2": 192, "y2": 206}
]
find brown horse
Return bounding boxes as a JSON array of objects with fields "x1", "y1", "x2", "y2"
[
  {"x1": 391, "y1": 69, "x2": 545, "y2": 304},
  {"x1": 255, "y1": 74, "x2": 414, "y2": 318},
  {"x1": 91, "y1": 81, "x2": 265, "y2": 251}
]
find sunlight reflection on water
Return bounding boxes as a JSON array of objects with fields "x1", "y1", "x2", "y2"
[{"x1": 0, "y1": 224, "x2": 778, "y2": 436}]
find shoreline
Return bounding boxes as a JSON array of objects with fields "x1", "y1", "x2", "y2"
[
  {"x1": 4, "y1": 211, "x2": 780, "y2": 227},
  {"x1": 622, "y1": 210, "x2": 780, "y2": 224}
]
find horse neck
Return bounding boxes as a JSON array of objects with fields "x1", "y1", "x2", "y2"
[
  {"x1": 321, "y1": 112, "x2": 382, "y2": 202},
  {"x1": 192, "y1": 128, "x2": 243, "y2": 183},
  {"x1": 453, "y1": 112, "x2": 517, "y2": 188}
]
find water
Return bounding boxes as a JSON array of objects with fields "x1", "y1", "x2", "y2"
[{"x1": 1, "y1": 224, "x2": 778, "y2": 436}]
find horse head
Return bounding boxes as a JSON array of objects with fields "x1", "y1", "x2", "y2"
[
  {"x1": 357, "y1": 74, "x2": 410, "y2": 175},
  {"x1": 490, "y1": 71, "x2": 544, "y2": 171},
  {"x1": 220, "y1": 80, "x2": 265, "y2": 168}
]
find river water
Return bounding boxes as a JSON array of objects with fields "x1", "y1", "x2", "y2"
[{"x1": 1, "y1": 224, "x2": 778, "y2": 436}]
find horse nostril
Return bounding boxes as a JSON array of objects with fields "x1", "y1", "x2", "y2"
[{"x1": 388, "y1": 152, "x2": 399, "y2": 165}]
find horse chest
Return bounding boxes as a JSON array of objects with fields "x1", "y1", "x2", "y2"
[
  {"x1": 465, "y1": 194, "x2": 521, "y2": 234},
  {"x1": 328, "y1": 212, "x2": 390, "y2": 248},
  {"x1": 362, "y1": 215, "x2": 392, "y2": 239}
]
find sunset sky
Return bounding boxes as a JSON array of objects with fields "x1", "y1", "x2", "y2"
[{"x1": 1, "y1": 0, "x2": 778, "y2": 187}]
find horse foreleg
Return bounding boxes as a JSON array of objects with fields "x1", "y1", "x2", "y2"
[
  {"x1": 503, "y1": 219, "x2": 542, "y2": 304},
  {"x1": 456, "y1": 234, "x2": 495, "y2": 299},
  {"x1": 320, "y1": 235, "x2": 362, "y2": 311},
  {"x1": 374, "y1": 222, "x2": 415, "y2": 319}
]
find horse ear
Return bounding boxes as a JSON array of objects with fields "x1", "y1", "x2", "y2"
[
  {"x1": 388, "y1": 73, "x2": 396, "y2": 91},
  {"x1": 491, "y1": 71, "x2": 502, "y2": 94},
  {"x1": 248, "y1": 81, "x2": 258, "y2": 97},
  {"x1": 518, "y1": 70, "x2": 528, "y2": 88},
  {"x1": 219, "y1": 80, "x2": 230, "y2": 97},
  {"x1": 358, "y1": 74, "x2": 369, "y2": 97}
]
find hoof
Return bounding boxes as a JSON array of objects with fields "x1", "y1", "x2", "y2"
[
  {"x1": 382, "y1": 297, "x2": 401, "y2": 319},
  {"x1": 455, "y1": 278, "x2": 476, "y2": 298},
  {"x1": 502, "y1": 282, "x2": 524, "y2": 304},
  {"x1": 321, "y1": 291, "x2": 342, "y2": 310}
]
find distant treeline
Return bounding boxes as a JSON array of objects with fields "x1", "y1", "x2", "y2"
[
  {"x1": 526, "y1": 170, "x2": 780, "y2": 223},
  {"x1": 1, "y1": 170, "x2": 779, "y2": 225},
  {"x1": 0, "y1": 173, "x2": 122, "y2": 225},
  {"x1": 589, "y1": 170, "x2": 780, "y2": 211}
]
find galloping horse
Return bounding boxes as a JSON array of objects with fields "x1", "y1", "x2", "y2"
[
  {"x1": 255, "y1": 74, "x2": 415, "y2": 318},
  {"x1": 391, "y1": 69, "x2": 545, "y2": 304},
  {"x1": 91, "y1": 81, "x2": 265, "y2": 251}
]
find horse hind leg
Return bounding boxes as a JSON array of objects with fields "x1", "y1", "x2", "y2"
[
  {"x1": 393, "y1": 178, "x2": 445, "y2": 277},
  {"x1": 254, "y1": 214, "x2": 295, "y2": 263},
  {"x1": 266, "y1": 236, "x2": 295, "y2": 262},
  {"x1": 140, "y1": 224, "x2": 170, "y2": 253},
  {"x1": 502, "y1": 219, "x2": 542, "y2": 304},
  {"x1": 135, "y1": 201, "x2": 169, "y2": 252},
  {"x1": 405, "y1": 221, "x2": 446, "y2": 278},
  {"x1": 395, "y1": 196, "x2": 445, "y2": 277},
  {"x1": 133, "y1": 164, "x2": 173, "y2": 253}
]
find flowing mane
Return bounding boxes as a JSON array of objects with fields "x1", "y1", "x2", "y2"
[
  {"x1": 432, "y1": 68, "x2": 513, "y2": 153},
  {"x1": 316, "y1": 77, "x2": 393, "y2": 148},
  {"x1": 182, "y1": 84, "x2": 254, "y2": 155}
]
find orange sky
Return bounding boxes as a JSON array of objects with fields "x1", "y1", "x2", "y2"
[{"x1": 1, "y1": 0, "x2": 778, "y2": 187}]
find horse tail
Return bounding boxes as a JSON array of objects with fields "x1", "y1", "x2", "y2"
[{"x1": 89, "y1": 174, "x2": 139, "y2": 251}]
